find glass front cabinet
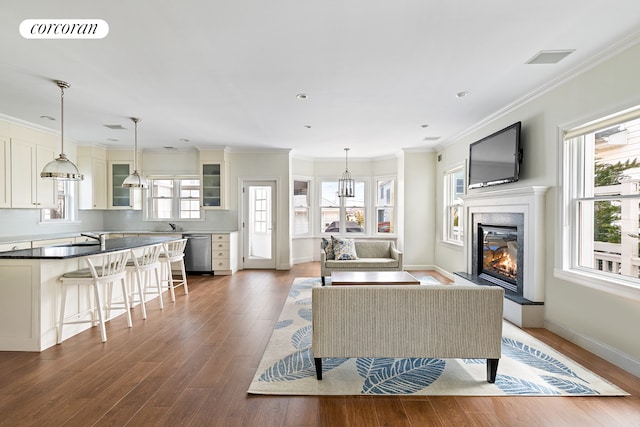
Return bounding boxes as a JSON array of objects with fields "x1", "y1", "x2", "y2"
[
  {"x1": 199, "y1": 148, "x2": 228, "y2": 210},
  {"x1": 107, "y1": 160, "x2": 141, "y2": 210}
]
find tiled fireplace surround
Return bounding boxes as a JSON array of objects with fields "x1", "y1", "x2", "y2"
[{"x1": 455, "y1": 186, "x2": 549, "y2": 327}]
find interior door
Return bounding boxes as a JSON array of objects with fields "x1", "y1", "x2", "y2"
[{"x1": 242, "y1": 181, "x2": 276, "y2": 269}]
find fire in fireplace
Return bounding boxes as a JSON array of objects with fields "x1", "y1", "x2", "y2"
[{"x1": 478, "y1": 224, "x2": 519, "y2": 293}]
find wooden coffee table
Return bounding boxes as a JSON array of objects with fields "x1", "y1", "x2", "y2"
[{"x1": 331, "y1": 271, "x2": 420, "y2": 286}]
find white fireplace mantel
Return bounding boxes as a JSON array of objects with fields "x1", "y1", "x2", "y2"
[{"x1": 460, "y1": 186, "x2": 550, "y2": 302}]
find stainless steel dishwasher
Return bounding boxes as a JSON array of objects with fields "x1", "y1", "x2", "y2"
[{"x1": 182, "y1": 234, "x2": 213, "y2": 274}]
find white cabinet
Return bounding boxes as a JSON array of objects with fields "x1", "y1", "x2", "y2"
[
  {"x1": 10, "y1": 139, "x2": 56, "y2": 209},
  {"x1": 199, "y1": 149, "x2": 228, "y2": 210},
  {"x1": 31, "y1": 237, "x2": 76, "y2": 248},
  {"x1": 0, "y1": 139, "x2": 9, "y2": 208},
  {"x1": 78, "y1": 147, "x2": 107, "y2": 210},
  {"x1": 212, "y1": 232, "x2": 237, "y2": 275},
  {"x1": 0, "y1": 241, "x2": 30, "y2": 252}
]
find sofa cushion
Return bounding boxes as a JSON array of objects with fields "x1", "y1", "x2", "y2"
[
  {"x1": 321, "y1": 237, "x2": 334, "y2": 260},
  {"x1": 325, "y1": 257, "x2": 399, "y2": 269},
  {"x1": 331, "y1": 236, "x2": 358, "y2": 260},
  {"x1": 354, "y1": 241, "x2": 392, "y2": 258}
]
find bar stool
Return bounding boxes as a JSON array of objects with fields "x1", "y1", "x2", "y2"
[
  {"x1": 58, "y1": 249, "x2": 132, "y2": 343},
  {"x1": 126, "y1": 243, "x2": 164, "y2": 319},
  {"x1": 159, "y1": 239, "x2": 188, "y2": 302}
]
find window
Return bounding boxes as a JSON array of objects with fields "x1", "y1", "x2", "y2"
[
  {"x1": 320, "y1": 179, "x2": 366, "y2": 233},
  {"x1": 147, "y1": 178, "x2": 201, "y2": 220},
  {"x1": 376, "y1": 178, "x2": 395, "y2": 233},
  {"x1": 293, "y1": 179, "x2": 311, "y2": 236},
  {"x1": 562, "y1": 106, "x2": 640, "y2": 294},
  {"x1": 443, "y1": 165, "x2": 465, "y2": 244},
  {"x1": 41, "y1": 180, "x2": 76, "y2": 222}
]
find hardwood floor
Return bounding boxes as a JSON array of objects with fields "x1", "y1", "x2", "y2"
[{"x1": 1, "y1": 263, "x2": 639, "y2": 426}]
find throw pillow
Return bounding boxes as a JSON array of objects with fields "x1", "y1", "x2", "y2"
[
  {"x1": 331, "y1": 236, "x2": 358, "y2": 260},
  {"x1": 321, "y1": 237, "x2": 334, "y2": 260}
]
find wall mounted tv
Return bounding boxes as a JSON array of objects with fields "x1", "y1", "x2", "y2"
[{"x1": 468, "y1": 121, "x2": 522, "y2": 189}]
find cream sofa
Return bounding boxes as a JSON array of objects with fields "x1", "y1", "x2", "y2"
[
  {"x1": 312, "y1": 284, "x2": 504, "y2": 383},
  {"x1": 320, "y1": 240, "x2": 403, "y2": 285}
]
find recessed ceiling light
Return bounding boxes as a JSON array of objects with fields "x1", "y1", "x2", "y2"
[
  {"x1": 421, "y1": 124, "x2": 429, "y2": 128},
  {"x1": 423, "y1": 136, "x2": 441, "y2": 141},
  {"x1": 163, "y1": 146, "x2": 176, "y2": 150},
  {"x1": 296, "y1": 93, "x2": 308, "y2": 100},
  {"x1": 179, "y1": 138, "x2": 190, "y2": 142},
  {"x1": 304, "y1": 125, "x2": 312, "y2": 129},
  {"x1": 40, "y1": 115, "x2": 55, "y2": 121},
  {"x1": 106, "y1": 138, "x2": 119, "y2": 142},
  {"x1": 526, "y1": 50, "x2": 575, "y2": 65},
  {"x1": 104, "y1": 124, "x2": 126, "y2": 130},
  {"x1": 456, "y1": 91, "x2": 468, "y2": 98}
]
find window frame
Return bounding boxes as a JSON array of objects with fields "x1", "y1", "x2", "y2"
[
  {"x1": 318, "y1": 177, "x2": 368, "y2": 235},
  {"x1": 40, "y1": 180, "x2": 77, "y2": 223},
  {"x1": 442, "y1": 163, "x2": 465, "y2": 246},
  {"x1": 293, "y1": 177, "x2": 312, "y2": 237},
  {"x1": 144, "y1": 176, "x2": 203, "y2": 221},
  {"x1": 374, "y1": 176, "x2": 395, "y2": 235},
  {"x1": 557, "y1": 106, "x2": 640, "y2": 301}
]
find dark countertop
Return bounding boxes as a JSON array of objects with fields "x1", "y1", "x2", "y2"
[{"x1": 0, "y1": 236, "x2": 178, "y2": 260}]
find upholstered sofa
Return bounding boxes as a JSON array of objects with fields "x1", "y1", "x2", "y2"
[
  {"x1": 312, "y1": 284, "x2": 504, "y2": 382},
  {"x1": 320, "y1": 239, "x2": 403, "y2": 285}
]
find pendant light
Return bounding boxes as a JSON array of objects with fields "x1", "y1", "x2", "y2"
[
  {"x1": 40, "y1": 80, "x2": 84, "y2": 180},
  {"x1": 122, "y1": 117, "x2": 148, "y2": 188},
  {"x1": 338, "y1": 148, "x2": 355, "y2": 198}
]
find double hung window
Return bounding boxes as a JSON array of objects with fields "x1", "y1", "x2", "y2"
[
  {"x1": 443, "y1": 165, "x2": 465, "y2": 244},
  {"x1": 147, "y1": 178, "x2": 201, "y2": 220},
  {"x1": 561, "y1": 106, "x2": 640, "y2": 294},
  {"x1": 41, "y1": 180, "x2": 76, "y2": 222},
  {"x1": 293, "y1": 179, "x2": 311, "y2": 236},
  {"x1": 320, "y1": 180, "x2": 366, "y2": 233},
  {"x1": 375, "y1": 178, "x2": 395, "y2": 233}
]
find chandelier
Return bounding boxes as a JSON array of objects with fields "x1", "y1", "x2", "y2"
[
  {"x1": 122, "y1": 117, "x2": 148, "y2": 188},
  {"x1": 338, "y1": 148, "x2": 354, "y2": 198}
]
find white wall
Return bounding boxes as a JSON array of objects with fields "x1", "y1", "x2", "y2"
[{"x1": 435, "y1": 41, "x2": 640, "y2": 374}]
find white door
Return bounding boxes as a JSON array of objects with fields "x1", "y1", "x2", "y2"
[{"x1": 243, "y1": 181, "x2": 276, "y2": 269}]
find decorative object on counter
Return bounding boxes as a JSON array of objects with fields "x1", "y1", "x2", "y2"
[
  {"x1": 338, "y1": 147, "x2": 354, "y2": 198},
  {"x1": 122, "y1": 117, "x2": 148, "y2": 188},
  {"x1": 58, "y1": 249, "x2": 132, "y2": 343},
  {"x1": 40, "y1": 80, "x2": 84, "y2": 181}
]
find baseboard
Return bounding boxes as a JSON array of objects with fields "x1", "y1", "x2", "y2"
[
  {"x1": 545, "y1": 320, "x2": 640, "y2": 378},
  {"x1": 292, "y1": 256, "x2": 313, "y2": 265}
]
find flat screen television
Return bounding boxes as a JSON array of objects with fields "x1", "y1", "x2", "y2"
[{"x1": 468, "y1": 121, "x2": 522, "y2": 189}]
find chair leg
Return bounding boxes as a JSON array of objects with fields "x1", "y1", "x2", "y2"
[
  {"x1": 152, "y1": 266, "x2": 164, "y2": 309},
  {"x1": 167, "y1": 262, "x2": 176, "y2": 302},
  {"x1": 487, "y1": 358, "x2": 499, "y2": 383},
  {"x1": 93, "y1": 283, "x2": 107, "y2": 342},
  {"x1": 120, "y1": 278, "x2": 132, "y2": 328},
  {"x1": 314, "y1": 358, "x2": 323, "y2": 380},
  {"x1": 137, "y1": 269, "x2": 147, "y2": 319},
  {"x1": 180, "y1": 260, "x2": 188, "y2": 295},
  {"x1": 57, "y1": 284, "x2": 68, "y2": 344}
]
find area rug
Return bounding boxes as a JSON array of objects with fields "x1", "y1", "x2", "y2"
[{"x1": 248, "y1": 278, "x2": 628, "y2": 396}]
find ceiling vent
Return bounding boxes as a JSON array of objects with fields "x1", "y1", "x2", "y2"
[
  {"x1": 423, "y1": 136, "x2": 441, "y2": 141},
  {"x1": 104, "y1": 124, "x2": 127, "y2": 130},
  {"x1": 526, "y1": 50, "x2": 575, "y2": 65}
]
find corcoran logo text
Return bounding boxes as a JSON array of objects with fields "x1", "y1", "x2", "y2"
[{"x1": 20, "y1": 19, "x2": 109, "y2": 39}]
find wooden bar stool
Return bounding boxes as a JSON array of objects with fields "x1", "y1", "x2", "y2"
[
  {"x1": 58, "y1": 249, "x2": 131, "y2": 343},
  {"x1": 159, "y1": 239, "x2": 188, "y2": 302},
  {"x1": 126, "y1": 243, "x2": 164, "y2": 318}
]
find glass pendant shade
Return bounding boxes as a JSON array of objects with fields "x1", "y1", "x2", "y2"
[
  {"x1": 41, "y1": 80, "x2": 83, "y2": 180},
  {"x1": 338, "y1": 148, "x2": 355, "y2": 198},
  {"x1": 122, "y1": 117, "x2": 147, "y2": 189}
]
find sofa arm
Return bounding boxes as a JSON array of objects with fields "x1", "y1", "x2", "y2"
[
  {"x1": 320, "y1": 249, "x2": 327, "y2": 264},
  {"x1": 391, "y1": 247, "x2": 403, "y2": 270}
]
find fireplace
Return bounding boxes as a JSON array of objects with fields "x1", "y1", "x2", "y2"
[
  {"x1": 478, "y1": 224, "x2": 519, "y2": 293},
  {"x1": 472, "y1": 213, "x2": 525, "y2": 296}
]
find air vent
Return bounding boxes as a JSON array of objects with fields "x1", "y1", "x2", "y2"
[
  {"x1": 526, "y1": 50, "x2": 575, "y2": 65},
  {"x1": 104, "y1": 124, "x2": 127, "y2": 130},
  {"x1": 423, "y1": 136, "x2": 441, "y2": 141}
]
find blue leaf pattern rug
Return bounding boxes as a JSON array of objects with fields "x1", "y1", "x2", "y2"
[{"x1": 248, "y1": 278, "x2": 628, "y2": 396}]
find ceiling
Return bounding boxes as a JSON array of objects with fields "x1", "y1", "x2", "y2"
[{"x1": 1, "y1": 1, "x2": 640, "y2": 159}]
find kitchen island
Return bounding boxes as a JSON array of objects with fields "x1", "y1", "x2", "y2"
[{"x1": 0, "y1": 236, "x2": 179, "y2": 351}]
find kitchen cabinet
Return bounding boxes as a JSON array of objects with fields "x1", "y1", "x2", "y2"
[
  {"x1": 77, "y1": 147, "x2": 107, "y2": 210},
  {"x1": 211, "y1": 232, "x2": 237, "y2": 275},
  {"x1": 199, "y1": 149, "x2": 228, "y2": 209},
  {"x1": 10, "y1": 139, "x2": 56, "y2": 209},
  {"x1": 31, "y1": 237, "x2": 75, "y2": 248},
  {"x1": 0, "y1": 241, "x2": 31, "y2": 252},
  {"x1": 107, "y1": 161, "x2": 142, "y2": 210},
  {"x1": 0, "y1": 139, "x2": 9, "y2": 208}
]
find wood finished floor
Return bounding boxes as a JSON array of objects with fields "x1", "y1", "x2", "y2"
[{"x1": 0, "y1": 263, "x2": 639, "y2": 426}]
